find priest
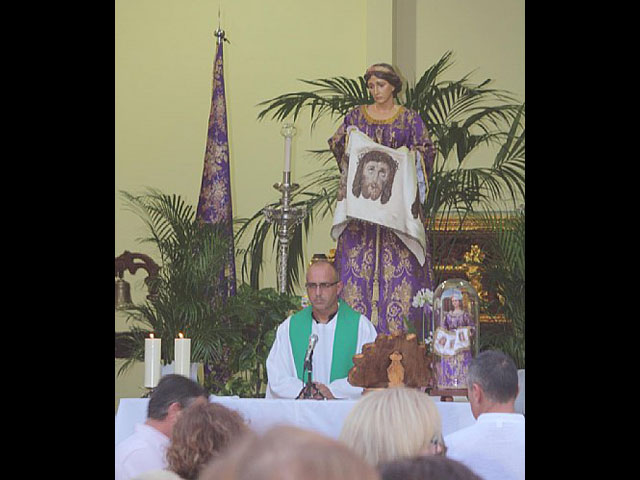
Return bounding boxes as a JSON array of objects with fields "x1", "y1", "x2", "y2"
[{"x1": 265, "y1": 259, "x2": 378, "y2": 399}]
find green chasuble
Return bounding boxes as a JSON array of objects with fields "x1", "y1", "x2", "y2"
[{"x1": 289, "y1": 300, "x2": 360, "y2": 383}]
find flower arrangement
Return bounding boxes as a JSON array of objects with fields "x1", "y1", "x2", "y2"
[{"x1": 412, "y1": 288, "x2": 434, "y2": 309}]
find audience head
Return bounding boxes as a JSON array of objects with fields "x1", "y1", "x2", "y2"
[
  {"x1": 199, "y1": 425, "x2": 380, "y2": 480},
  {"x1": 146, "y1": 374, "x2": 209, "y2": 437},
  {"x1": 166, "y1": 402, "x2": 248, "y2": 480},
  {"x1": 379, "y1": 455, "x2": 482, "y2": 480},
  {"x1": 338, "y1": 387, "x2": 444, "y2": 467},
  {"x1": 467, "y1": 350, "x2": 519, "y2": 418}
]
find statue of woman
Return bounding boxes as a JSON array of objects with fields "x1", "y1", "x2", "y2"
[
  {"x1": 434, "y1": 289, "x2": 475, "y2": 389},
  {"x1": 328, "y1": 63, "x2": 435, "y2": 335}
]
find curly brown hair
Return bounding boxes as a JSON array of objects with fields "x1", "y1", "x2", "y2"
[{"x1": 166, "y1": 402, "x2": 248, "y2": 480}]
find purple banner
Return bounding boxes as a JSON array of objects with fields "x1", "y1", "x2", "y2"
[{"x1": 196, "y1": 38, "x2": 236, "y2": 296}]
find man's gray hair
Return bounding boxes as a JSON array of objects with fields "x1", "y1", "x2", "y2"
[{"x1": 467, "y1": 350, "x2": 518, "y2": 403}]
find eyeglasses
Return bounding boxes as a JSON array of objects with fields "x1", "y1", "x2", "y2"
[
  {"x1": 431, "y1": 436, "x2": 447, "y2": 456},
  {"x1": 305, "y1": 281, "x2": 339, "y2": 291}
]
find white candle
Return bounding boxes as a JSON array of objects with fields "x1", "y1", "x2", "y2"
[
  {"x1": 284, "y1": 136, "x2": 292, "y2": 173},
  {"x1": 174, "y1": 332, "x2": 191, "y2": 377},
  {"x1": 144, "y1": 334, "x2": 162, "y2": 388}
]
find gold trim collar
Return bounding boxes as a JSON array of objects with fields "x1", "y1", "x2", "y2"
[{"x1": 361, "y1": 104, "x2": 404, "y2": 124}]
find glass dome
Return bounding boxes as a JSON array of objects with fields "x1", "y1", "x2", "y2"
[{"x1": 431, "y1": 278, "x2": 480, "y2": 390}]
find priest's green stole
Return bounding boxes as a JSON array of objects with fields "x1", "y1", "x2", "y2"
[{"x1": 289, "y1": 300, "x2": 360, "y2": 383}]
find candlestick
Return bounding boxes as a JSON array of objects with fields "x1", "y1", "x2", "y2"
[
  {"x1": 144, "y1": 333, "x2": 162, "y2": 388},
  {"x1": 174, "y1": 332, "x2": 191, "y2": 377},
  {"x1": 284, "y1": 136, "x2": 292, "y2": 172},
  {"x1": 281, "y1": 123, "x2": 296, "y2": 173}
]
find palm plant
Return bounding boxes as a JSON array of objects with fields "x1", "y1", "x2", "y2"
[
  {"x1": 117, "y1": 189, "x2": 300, "y2": 396},
  {"x1": 477, "y1": 209, "x2": 525, "y2": 368},
  {"x1": 117, "y1": 189, "x2": 236, "y2": 376},
  {"x1": 236, "y1": 51, "x2": 525, "y2": 291}
]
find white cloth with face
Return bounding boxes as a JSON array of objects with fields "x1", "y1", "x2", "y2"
[
  {"x1": 265, "y1": 310, "x2": 378, "y2": 400},
  {"x1": 331, "y1": 128, "x2": 427, "y2": 265}
]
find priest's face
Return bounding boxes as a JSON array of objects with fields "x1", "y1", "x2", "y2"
[
  {"x1": 361, "y1": 159, "x2": 390, "y2": 201},
  {"x1": 306, "y1": 262, "x2": 342, "y2": 318}
]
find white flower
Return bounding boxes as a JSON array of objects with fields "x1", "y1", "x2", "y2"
[
  {"x1": 423, "y1": 288, "x2": 433, "y2": 305},
  {"x1": 412, "y1": 288, "x2": 434, "y2": 308}
]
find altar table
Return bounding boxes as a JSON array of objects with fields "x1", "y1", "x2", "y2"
[{"x1": 115, "y1": 395, "x2": 475, "y2": 446}]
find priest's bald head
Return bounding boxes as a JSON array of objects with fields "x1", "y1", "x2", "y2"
[{"x1": 305, "y1": 260, "x2": 343, "y2": 324}]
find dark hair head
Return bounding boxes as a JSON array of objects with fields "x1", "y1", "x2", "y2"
[
  {"x1": 147, "y1": 374, "x2": 208, "y2": 420},
  {"x1": 379, "y1": 455, "x2": 482, "y2": 480},
  {"x1": 364, "y1": 63, "x2": 403, "y2": 96},
  {"x1": 467, "y1": 350, "x2": 518, "y2": 403}
]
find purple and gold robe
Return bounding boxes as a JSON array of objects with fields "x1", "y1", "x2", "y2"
[
  {"x1": 328, "y1": 105, "x2": 435, "y2": 335},
  {"x1": 435, "y1": 310, "x2": 475, "y2": 389}
]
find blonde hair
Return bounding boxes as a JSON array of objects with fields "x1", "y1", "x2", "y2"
[{"x1": 338, "y1": 387, "x2": 443, "y2": 466}]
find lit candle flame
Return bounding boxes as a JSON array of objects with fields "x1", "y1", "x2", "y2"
[
  {"x1": 178, "y1": 332, "x2": 184, "y2": 339},
  {"x1": 149, "y1": 333, "x2": 154, "y2": 339}
]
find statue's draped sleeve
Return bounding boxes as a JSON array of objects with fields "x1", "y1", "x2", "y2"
[
  {"x1": 328, "y1": 109, "x2": 355, "y2": 174},
  {"x1": 405, "y1": 110, "x2": 435, "y2": 204}
]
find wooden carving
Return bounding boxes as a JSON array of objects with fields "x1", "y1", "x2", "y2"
[
  {"x1": 349, "y1": 332, "x2": 433, "y2": 389},
  {"x1": 386, "y1": 351, "x2": 405, "y2": 387}
]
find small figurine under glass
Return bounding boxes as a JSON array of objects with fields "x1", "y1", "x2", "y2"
[{"x1": 431, "y1": 279, "x2": 479, "y2": 394}]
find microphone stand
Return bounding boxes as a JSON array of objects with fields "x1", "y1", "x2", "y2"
[{"x1": 296, "y1": 349, "x2": 325, "y2": 400}]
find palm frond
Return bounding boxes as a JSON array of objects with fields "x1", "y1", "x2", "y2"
[{"x1": 256, "y1": 76, "x2": 371, "y2": 128}]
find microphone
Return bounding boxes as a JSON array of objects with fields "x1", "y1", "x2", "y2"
[{"x1": 304, "y1": 333, "x2": 319, "y2": 366}]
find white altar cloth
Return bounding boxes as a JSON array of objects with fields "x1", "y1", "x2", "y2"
[{"x1": 115, "y1": 395, "x2": 476, "y2": 446}]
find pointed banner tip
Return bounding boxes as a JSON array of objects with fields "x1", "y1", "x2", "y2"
[{"x1": 215, "y1": 28, "x2": 229, "y2": 44}]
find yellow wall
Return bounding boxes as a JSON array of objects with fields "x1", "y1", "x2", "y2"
[
  {"x1": 415, "y1": 0, "x2": 525, "y2": 174},
  {"x1": 115, "y1": 0, "x2": 524, "y2": 411}
]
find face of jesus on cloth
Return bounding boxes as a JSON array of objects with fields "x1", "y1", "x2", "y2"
[
  {"x1": 305, "y1": 261, "x2": 343, "y2": 323},
  {"x1": 362, "y1": 160, "x2": 390, "y2": 201},
  {"x1": 352, "y1": 150, "x2": 397, "y2": 204}
]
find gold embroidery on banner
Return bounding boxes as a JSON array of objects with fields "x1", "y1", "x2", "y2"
[
  {"x1": 342, "y1": 278, "x2": 367, "y2": 317},
  {"x1": 386, "y1": 277, "x2": 413, "y2": 334}
]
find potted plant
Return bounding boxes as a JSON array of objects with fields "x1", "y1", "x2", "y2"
[{"x1": 117, "y1": 189, "x2": 299, "y2": 396}]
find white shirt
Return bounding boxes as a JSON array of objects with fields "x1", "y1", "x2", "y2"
[
  {"x1": 265, "y1": 312, "x2": 378, "y2": 399},
  {"x1": 115, "y1": 423, "x2": 170, "y2": 480},
  {"x1": 444, "y1": 412, "x2": 525, "y2": 480}
]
